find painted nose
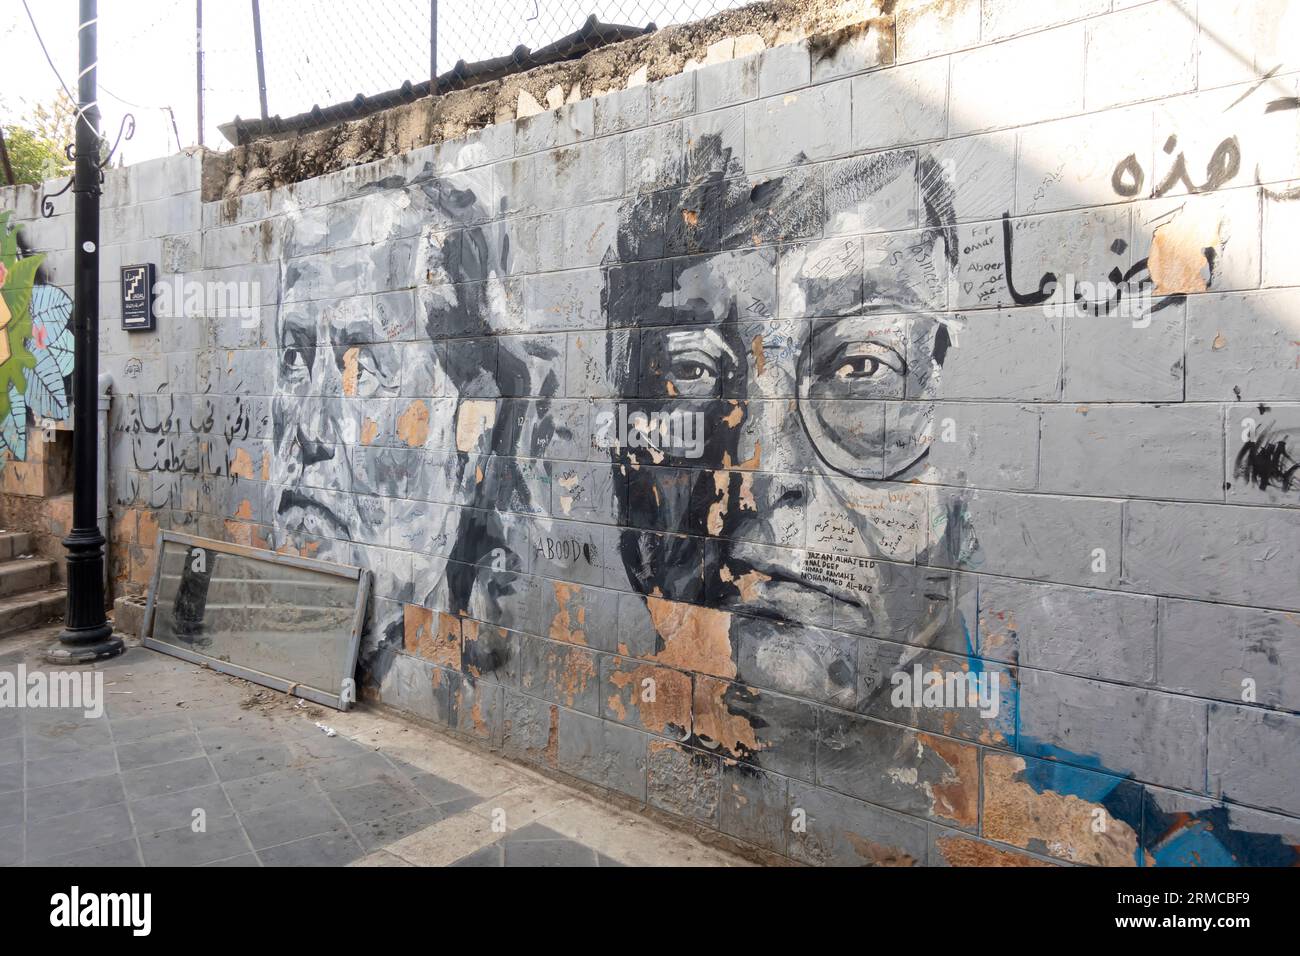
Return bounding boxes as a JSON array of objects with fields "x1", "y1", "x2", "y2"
[{"x1": 296, "y1": 425, "x2": 335, "y2": 467}]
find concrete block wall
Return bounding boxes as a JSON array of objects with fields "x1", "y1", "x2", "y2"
[
  {"x1": 3, "y1": 151, "x2": 207, "y2": 592},
  {"x1": 4, "y1": 0, "x2": 1299, "y2": 866}
]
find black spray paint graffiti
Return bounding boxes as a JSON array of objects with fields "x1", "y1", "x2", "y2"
[
  {"x1": 1110, "y1": 80, "x2": 1300, "y2": 202},
  {"x1": 114, "y1": 389, "x2": 271, "y2": 514},
  {"x1": 1111, "y1": 135, "x2": 1241, "y2": 199},
  {"x1": 1000, "y1": 213, "x2": 1184, "y2": 316},
  {"x1": 1236, "y1": 421, "x2": 1299, "y2": 493}
]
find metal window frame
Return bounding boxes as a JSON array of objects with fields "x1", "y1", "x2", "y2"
[{"x1": 142, "y1": 530, "x2": 371, "y2": 711}]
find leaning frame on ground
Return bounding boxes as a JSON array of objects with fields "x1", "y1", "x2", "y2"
[{"x1": 1, "y1": 0, "x2": 1298, "y2": 870}]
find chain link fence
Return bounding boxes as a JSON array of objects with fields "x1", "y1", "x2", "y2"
[
  {"x1": 211, "y1": 0, "x2": 752, "y2": 144},
  {"x1": 7, "y1": 0, "x2": 763, "y2": 170}
]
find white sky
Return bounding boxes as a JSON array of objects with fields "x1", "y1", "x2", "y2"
[{"x1": 1, "y1": 0, "x2": 743, "y2": 166}]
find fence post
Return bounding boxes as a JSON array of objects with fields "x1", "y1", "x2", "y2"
[
  {"x1": 196, "y1": 0, "x2": 204, "y2": 145},
  {"x1": 430, "y1": 0, "x2": 439, "y2": 83},
  {"x1": 252, "y1": 0, "x2": 269, "y2": 121}
]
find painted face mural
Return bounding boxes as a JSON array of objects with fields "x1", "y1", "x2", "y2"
[
  {"x1": 595, "y1": 136, "x2": 1003, "y2": 792},
  {"x1": 274, "y1": 167, "x2": 564, "y2": 665}
]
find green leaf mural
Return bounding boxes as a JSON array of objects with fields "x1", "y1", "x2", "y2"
[{"x1": 0, "y1": 210, "x2": 74, "y2": 465}]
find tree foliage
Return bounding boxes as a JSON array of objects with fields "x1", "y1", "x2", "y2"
[{"x1": 2, "y1": 91, "x2": 76, "y2": 186}]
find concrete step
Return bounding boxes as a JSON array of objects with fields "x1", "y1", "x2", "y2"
[
  {"x1": 0, "y1": 557, "x2": 55, "y2": 598},
  {"x1": 0, "y1": 586, "x2": 65, "y2": 637},
  {"x1": 0, "y1": 531, "x2": 33, "y2": 562}
]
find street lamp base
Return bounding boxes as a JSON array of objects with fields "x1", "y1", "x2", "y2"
[{"x1": 46, "y1": 625, "x2": 124, "y2": 664}]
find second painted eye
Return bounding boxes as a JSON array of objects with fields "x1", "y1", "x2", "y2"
[
  {"x1": 828, "y1": 342, "x2": 905, "y2": 382},
  {"x1": 670, "y1": 357, "x2": 717, "y2": 383},
  {"x1": 282, "y1": 347, "x2": 311, "y2": 375}
]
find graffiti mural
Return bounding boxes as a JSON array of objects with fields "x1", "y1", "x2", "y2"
[
  {"x1": 0, "y1": 210, "x2": 75, "y2": 463},
  {"x1": 71, "y1": 6, "x2": 1300, "y2": 865}
]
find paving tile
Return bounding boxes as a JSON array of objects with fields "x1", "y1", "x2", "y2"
[
  {"x1": 115, "y1": 731, "x2": 203, "y2": 771},
  {"x1": 26, "y1": 774, "x2": 126, "y2": 824},
  {"x1": 1, "y1": 624, "x2": 755, "y2": 869},
  {"x1": 349, "y1": 850, "x2": 414, "y2": 867},
  {"x1": 203, "y1": 853, "x2": 261, "y2": 867},
  {"x1": 209, "y1": 743, "x2": 294, "y2": 782},
  {"x1": 222, "y1": 768, "x2": 322, "y2": 813},
  {"x1": 326, "y1": 779, "x2": 429, "y2": 825},
  {"x1": 0, "y1": 790, "x2": 21, "y2": 828},
  {"x1": 407, "y1": 771, "x2": 481, "y2": 808},
  {"x1": 468, "y1": 783, "x2": 575, "y2": 830},
  {"x1": 110, "y1": 712, "x2": 195, "y2": 743},
  {"x1": 38, "y1": 838, "x2": 143, "y2": 867},
  {"x1": 139, "y1": 816, "x2": 254, "y2": 867},
  {"x1": 239, "y1": 792, "x2": 346, "y2": 850},
  {"x1": 195, "y1": 718, "x2": 286, "y2": 752},
  {"x1": 449, "y1": 842, "x2": 504, "y2": 866},
  {"x1": 281, "y1": 723, "x2": 372, "y2": 761},
  {"x1": 0, "y1": 710, "x2": 22, "y2": 740},
  {"x1": 503, "y1": 835, "x2": 600, "y2": 867},
  {"x1": 24, "y1": 719, "x2": 113, "y2": 758},
  {"x1": 26, "y1": 802, "x2": 136, "y2": 863},
  {"x1": 384, "y1": 813, "x2": 503, "y2": 866},
  {"x1": 257, "y1": 830, "x2": 364, "y2": 866},
  {"x1": 309, "y1": 752, "x2": 407, "y2": 790},
  {"x1": 505, "y1": 823, "x2": 571, "y2": 842},
  {"x1": 26, "y1": 748, "x2": 118, "y2": 789},
  {"x1": 129, "y1": 781, "x2": 234, "y2": 835},
  {"x1": 20, "y1": 706, "x2": 99, "y2": 728},
  {"x1": 351, "y1": 806, "x2": 449, "y2": 852},
  {"x1": 122, "y1": 755, "x2": 218, "y2": 800},
  {"x1": 0, "y1": 823, "x2": 20, "y2": 865}
]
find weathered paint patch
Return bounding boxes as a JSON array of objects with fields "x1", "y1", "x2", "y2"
[
  {"x1": 604, "y1": 657, "x2": 692, "y2": 737},
  {"x1": 983, "y1": 752, "x2": 1141, "y2": 866},
  {"x1": 644, "y1": 595, "x2": 736, "y2": 678},
  {"x1": 932, "y1": 833, "x2": 1055, "y2": 867},
  {"x1": 548, "y1": 581, "x2": 589, "y2": 645},
  {"x1": 404, "y1": 604, "x2": 461, "y2": 668},
  {"x1": 397, "y1": 399, "x2": 430, "y2": 447}
]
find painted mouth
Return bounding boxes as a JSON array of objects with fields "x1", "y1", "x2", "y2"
[
  {"x1": 277, "y1": 488, "x2": 352, "y2": 540},
  {"x1": 710, "y1": 551, "x2": 867, "y2": 627}
]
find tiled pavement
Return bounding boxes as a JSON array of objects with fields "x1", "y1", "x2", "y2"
[{"x1": 0, "y1": 626, "x2": 750, "y2": 867}]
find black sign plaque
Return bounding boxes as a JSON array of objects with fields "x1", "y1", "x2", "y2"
[{"x1": 121, "y1": 263, "x2": 156, "y2": 331}]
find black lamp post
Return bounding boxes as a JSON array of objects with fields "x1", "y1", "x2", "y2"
[{"x1": 47, "y1": 0, "x2": 123, "y2": 664}]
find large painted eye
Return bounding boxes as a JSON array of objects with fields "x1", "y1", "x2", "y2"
[
  {"x1": 829, "y1": 342, "x2": 906, "y2": 382},
  {"x1": 669, "y1": 355, "x2": 718, "y2": 385},
  {"x1": 282, "y1": 347, "x2": 311, "y2": 375},
  {"x1": 657, "y1": 328, "x2": 736, "y2": 397}
]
